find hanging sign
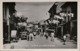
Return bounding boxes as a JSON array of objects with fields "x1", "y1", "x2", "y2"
[
  {"x1": 68, "y1": 13, "x2": 74, "y2": 17},
  {"x1": 54, "y1": 15, "x2": 64, "y2": 20},
  {"x1": 52, "y1": 20, "x2": 59, "y2": 24},
  {"x1": 60, "y1": 13, "x2": 67, "y2": 17}
]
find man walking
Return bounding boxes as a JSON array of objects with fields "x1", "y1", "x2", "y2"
[
  {"x1": 44, "y1": 31, "x2": 48, "y2": 39},
  {"x1": 63, "y1": 35, "x2": 67, "y2": 45},
  {"x1": 29, "y1": 32, "x2": 34, "y2": 41},
  {"x1": 51, "y1": 32, "x2": 54, "y2": 41}
]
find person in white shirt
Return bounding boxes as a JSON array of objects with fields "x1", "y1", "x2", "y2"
[
  {"x1": 44, "y1": 32, "x2": 48, "y2": 39},
  {"x1": 51, "y1": 32, "x2": 55, "y2": 41},
  {"x1": 33, "y1": 31, "x2": 36, "y2": 39},
  {"x1": 63, "y1": 35, "x2": 67, "y2": 45},
  {"x1": 29, "y1": 32, "x2": 34, "y2": 41}
]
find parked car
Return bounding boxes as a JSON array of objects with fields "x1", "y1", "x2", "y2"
[{"x1": 20, "y1": 32, "x2": 27, "y2": 40}]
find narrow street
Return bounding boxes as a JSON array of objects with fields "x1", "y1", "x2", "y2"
[
  {"x1": 3, "y1": 2, "x2": 77, "y2": 49},
  {"x1": 4, "y1": 35, "x2": 77, "y2": 49}
]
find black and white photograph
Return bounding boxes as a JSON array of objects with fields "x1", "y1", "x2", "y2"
[{"x1": 3, "y1": 2, "x2": 77, "y2": 49}]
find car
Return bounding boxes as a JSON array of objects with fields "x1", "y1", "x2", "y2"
[{"x1": 20, "y1": 32, "x2": 27, "y2": 40}]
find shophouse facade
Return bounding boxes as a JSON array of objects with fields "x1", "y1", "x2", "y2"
[
  {"x1": 3, "y1": 2, "x2": 16, "y2": 43},
  {"x1": 48, "y1": 2, "x2": 77, "y2": 40}
]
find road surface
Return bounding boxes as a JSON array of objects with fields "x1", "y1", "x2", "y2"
[{"x1": 4, "y1": 35, "x2": 77, "y2": 49}]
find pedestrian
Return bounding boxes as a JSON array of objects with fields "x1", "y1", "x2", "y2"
[
  {"x1": 10, "y1": 45, "x2": 14, "y2": 49},
  {"x1": 33, "y1": 31, "x2": 36, "y2": 39},
  {"x1": 29, "y1": 32, "x2": 34, "y2": 41},
  {"x1": 26, "y1": 30, "x2": 29, "y2": 41},
  {"x1": 44, "y1": 32, "x2": 48, "y2": 39},
  {"x1": 63, "y1": 35, "x2": 67, "y2": 45},
  {"x1": 51, "y1": 32, "x2": 55, "y2": 41}
]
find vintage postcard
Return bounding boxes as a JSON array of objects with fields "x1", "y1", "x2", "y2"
[{"x1": 0, "y1": 0, "x2": 80, "y2": 51}]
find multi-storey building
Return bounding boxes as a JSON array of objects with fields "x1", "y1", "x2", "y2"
[
  {"x1": 48, "y1": 2, "x2": 77, "y2": 40},
  {"x1": 3, "y1": 2, "x2": 16, "y2": 43}
]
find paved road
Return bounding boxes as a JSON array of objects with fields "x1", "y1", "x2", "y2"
[{"x1": 4, "y1": 35, "x2": 77, "y2": 49}]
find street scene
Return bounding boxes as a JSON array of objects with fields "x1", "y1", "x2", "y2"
[{"x1": 3, "y1": 2, "x2": 77, "y2": 49}]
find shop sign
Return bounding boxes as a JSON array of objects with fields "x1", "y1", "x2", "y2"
[
  {"x1": 60, "y1": 13, "x2": 67, "y2": 17},
  {"x1": 52, "y1": 20, "x2": 59, "y2": 24},
  {"x1": 60, "y1": 13, "x2": 74, "y2": 17},
  {"x1": 68, "y1": 13, "x2": 74, "y2": 17},
  {"x1": 54, "y1": 15, "x2": 64, "y2": 20}
]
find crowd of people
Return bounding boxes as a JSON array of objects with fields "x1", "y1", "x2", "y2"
[
  {"x1": 10, "y1": 17, "x2": 71, "y2": 45},
  {"x1": 11, "y1": 22, "x2": 56, "y2": 42}
]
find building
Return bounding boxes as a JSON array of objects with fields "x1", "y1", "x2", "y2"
[
  {"x1": 48, "y1": 2, "x2": 77, "y2": 41},
  {"x1": 61, "y1": 2, "x2": 77, "y2": 40},
  {"x1": 3, "y1": 2, "x2": 16, "y2": 43}
]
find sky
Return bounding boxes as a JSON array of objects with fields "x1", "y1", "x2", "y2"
[{"x1": 15, "y1": 2, "x2": 54, "y2": 22}]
